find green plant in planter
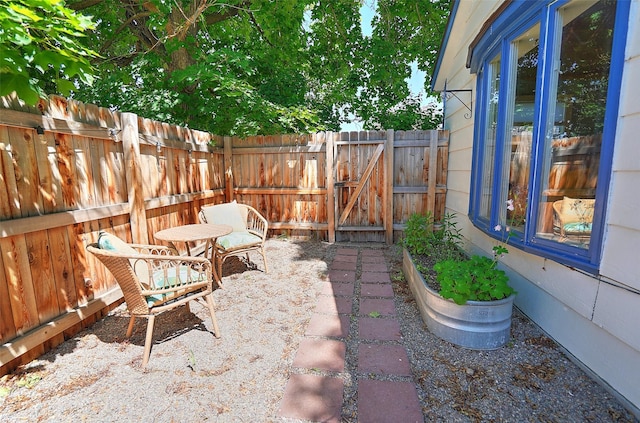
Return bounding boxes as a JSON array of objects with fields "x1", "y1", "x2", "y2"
[
  {"x1": 403, "y1": 212, "x2": 464, "y2": 263},
  {"x1": 403, "y1": 210, "x2": 516, "y2": 305},
  {"x1": 433, "y1": 249, "x2": 514, "y2": 305},
  {"x1": 433, "y1": 217, "x2": 516, "y2": 305}
]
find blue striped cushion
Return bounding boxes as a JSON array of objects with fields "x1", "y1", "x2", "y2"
[
  {"x1": 217, "y1": 231, "x2": 261, "y2": 250},
  {"x1": 147, "y1": 266, "x2": 207, "y2": 306},
  {"x1": 563, "y1": 222, "x2": 592, "y2": 234}
]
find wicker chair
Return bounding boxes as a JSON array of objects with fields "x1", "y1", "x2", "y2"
[
  {"x1": 198, "y1": 201, "x2": 269, "y2": 276},
  {"x1": 552, "y1": 197, "x2": 595, "y2": 241},
  {"x1": 87, "y1": 231, "x2": 221, "y2": 367}
]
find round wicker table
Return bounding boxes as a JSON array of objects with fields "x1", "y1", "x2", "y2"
[{"x1": 154, "y1": 223, "x2": 232, "y2": 283}]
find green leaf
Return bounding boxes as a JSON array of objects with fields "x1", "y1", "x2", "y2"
[
  {"x1": 14, "y1": 83, "x2": 42, "y2": 104},
  {"x1": 10, "y1": 31, "x2": 32, "y2": 46},
  {"x1": 0, "y1": 73, "x2": 41, "y2": 103},
  {"x1": 8, "y1": 4, "x2": 43, "y2": 22},
  {"x1": 56, "y1": 79, "x2": 76, "y2": 96},
  {"x1": 33, "y1": 51, "x2": 64, "y2": 72}
]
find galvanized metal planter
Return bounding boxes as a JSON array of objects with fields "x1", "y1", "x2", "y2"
[{"x1": 403, "y1": 248, "x2": 515, "y2": 350}]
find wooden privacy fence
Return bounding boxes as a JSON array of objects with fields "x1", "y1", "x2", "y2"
[{"x1": 0, "y1": 94, "x2": 448, "y2": 374}]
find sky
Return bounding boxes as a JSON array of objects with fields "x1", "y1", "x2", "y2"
[{"x1": 340, "y1": 1, "x2": 427, "y2": 131}]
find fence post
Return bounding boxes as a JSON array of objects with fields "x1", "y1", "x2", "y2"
[
  {"x1": 224, "y1": 136, "x2": 234, "y2": 202},
  {"x1": 326, "y1": 132, "x2": 335, "y2": 243},
  {"x1": 427, "y1": 130, "x2": 438, "y2": 219},
  {"x1": 384, "y1": 129, "x2": 394, "y2": 244},
  {"x1": 121, "y1": 112, "x2": 148, "y2": 244}
]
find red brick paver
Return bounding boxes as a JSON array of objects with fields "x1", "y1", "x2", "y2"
[
  {"x1": 330, "y1": 260, "x2": 358, "y2": 271},
  {"x1": 361, "y1": 283, "x2": 394, "y2": 297},
  {"x1": 293, "y1": 338, "x2": 346, "y2": 372},
  {"x1": 315, "y1": 295, "x2": 353, "y2": 315},
  {"x1": 361, "y1": 271, "x2": 391, "y2": 283},
  {"x1": 320, "y1": 281, "x2": 355, "y2": 296},
  {"x1": 360, "y1": 297, "x2": 397, "y2": 316},
  {"x1": 358, "y1": 344, "x2": 412, "y2": 375},
  {"x1": 328, "y1": 270, "x2": 356, "y2": 282},
  {"x1": 358, "y1": 317, "x2": 402, "y2": 341},
  {"x1": 306, "y1": 314, "x2": 350, "y2": 337},
  {"x1": 357, "y1": 379, "x2": 423, "y2": 423},
  {"x1": 336, "y1": 248, "x2": 359, "y2": 256}
]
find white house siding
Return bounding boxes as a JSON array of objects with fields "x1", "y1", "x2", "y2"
[
  {"x1": 594, "y1": 0, "x2": 640, "y2": 370},
  {"x1": 433, "y1": 0, "x2": 640, "y2": 413}
]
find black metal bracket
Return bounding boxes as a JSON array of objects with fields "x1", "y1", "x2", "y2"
[{"x1": 442, "y1": 81, "x2": 473, "y2": 123}]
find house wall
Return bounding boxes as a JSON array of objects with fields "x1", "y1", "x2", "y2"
[{"x1": 433, "y1": 0, "x2": 640, "y2": 414}]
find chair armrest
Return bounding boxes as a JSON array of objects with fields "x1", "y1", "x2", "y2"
[
  {"x1": 129, "y1": 243, "x2": 179, "y2": 256},
  {"x1": 245, "y1": 206, "x2": 268, "y2": 241},
  {"x1": 136, "y1": 254, "x2": 213, "y2": 293},
  {"x1": 198, "y1": 209, "x2": 207, "y2": 224}
]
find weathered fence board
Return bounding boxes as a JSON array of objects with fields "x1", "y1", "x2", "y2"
[{"x1": 0, "y1": 93, "x2": 448, "y2": 375}]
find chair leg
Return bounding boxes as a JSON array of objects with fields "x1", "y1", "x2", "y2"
[
  {"x1": 217, "y1": 254, "x2": 224, "y2": 279},
  {"x1": 126, "y1": 315, "x2": 136, "y2": 338},
  {"x1": 142, "y1": 315, "x2": 156, "y2": 368},
  {"x1": 205, "y1": 294, "x2": 221, "y2": 338},
  {"x1": 260, "y1": 247, "x2": 269, "y2": 274}
]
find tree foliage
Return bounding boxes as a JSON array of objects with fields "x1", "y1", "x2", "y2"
[
  {"x1": 4, "y1": 0, "x2": 449, "y2": 136},
  {"x1": 355, "y1": 0, "x2": 449, "y2": 130},
  {"x1": 0, "y1": 0, "x2": 99, "y2": 104}
]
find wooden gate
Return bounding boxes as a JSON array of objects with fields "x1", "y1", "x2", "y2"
[
  {"x1": 332, "y1": 131, "x2": 394, "y2": 243},
  {"x1": 330, "y1": 129, "x2": 448, "y2": 243}
]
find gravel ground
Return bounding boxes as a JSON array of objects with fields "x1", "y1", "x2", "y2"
[{"x1": 0, "y1": 239, "x2": 637, "y2": 422}]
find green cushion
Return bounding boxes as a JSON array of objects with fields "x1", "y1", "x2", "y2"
[
  {"x1": 98, "y1": 231, "x2": 137, "y2": 255},
  {"x1": 147, "y1": 266, "x2": 208, "y2": 307},
  {"x1": 201, "y1": 201, "x2": 246, "y2": 232},
  {"x1": 97, "y1": 231, "x2": 150, "y2": 284},
  {"x1": 217, "y1": 231, "x2": 261, "y2": 250},
  {"x1": 563, "y1": 222, "x2": 592, "y2": 234}
]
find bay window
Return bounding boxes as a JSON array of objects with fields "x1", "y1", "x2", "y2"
[{"x1": 469, "y1": 0, "x2": 630, "y2": 273}]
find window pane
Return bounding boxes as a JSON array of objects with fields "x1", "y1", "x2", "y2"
[
  {"x1": 536, "y1": 0, "x2": 614, "y2": 249},
  {"x1": 503, "y1": 24, "x2": 540, "y2": 232},
  {"x1": 479, "y1": 55, "x2": 501, "y2": 220}
]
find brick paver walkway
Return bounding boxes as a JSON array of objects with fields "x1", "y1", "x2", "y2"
[{"x1": 278, "y1": 247, "x2": 423, "y2": 422}]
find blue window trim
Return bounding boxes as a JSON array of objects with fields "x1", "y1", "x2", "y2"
[
  {"x1": 468, "y1": 1, "x2": 547, "y2": 74},
  {"x1": 468, "y1": 0, "x2": 631, "y2": 274}
]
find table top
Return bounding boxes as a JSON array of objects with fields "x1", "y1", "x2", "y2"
[{"x1": 154, "y1": 223, "x2": 233, "y2": 243}]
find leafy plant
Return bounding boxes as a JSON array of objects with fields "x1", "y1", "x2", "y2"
[
  {"x1": 14, "y1": 372, "x2": 42, "y2": 389},
  {"x1": 433, "y1": 254, "x2": 514, "y2": 305},
  {"x1": 403, "y1": 212, "x2": 464, "y2": 263}
]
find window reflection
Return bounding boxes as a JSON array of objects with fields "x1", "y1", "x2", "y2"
[
  {"x1": 504, "y1": 24, "x2": 540, "y2": 233},
  {"x1": 536, "y1": 0, "x2": 614, "y2": 249},
  {"x1": 480, "y1": 55, "x2": 501, "y2": 221}
]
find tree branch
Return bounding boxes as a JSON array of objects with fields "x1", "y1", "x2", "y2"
[
  {"x1": 67, "y1": 0, "x2": 104, "y2": 11},
  {"x1": 99, "y1": 10, "x2": 153, "y2": 54},
  {"x1": 248, "y1": 10, "x2": 273, "y2": 47},
  {"x1": 203, "y1": 1, "x2": 251, "y2": 25}
]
